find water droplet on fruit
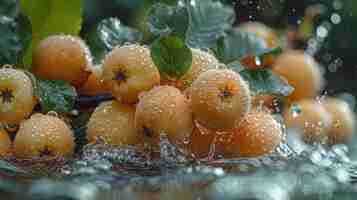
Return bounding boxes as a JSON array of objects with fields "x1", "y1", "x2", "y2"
[{"x1": 47, "y1": 111, "x2": 59, "y2": 118}]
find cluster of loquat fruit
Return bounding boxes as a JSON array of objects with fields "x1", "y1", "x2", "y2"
[{"x1": 0, "y1": 22, "x2": 355, "y2": 162}]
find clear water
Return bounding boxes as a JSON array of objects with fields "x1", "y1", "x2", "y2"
[{"x1": 1, "y1": 131, "x2": 357, "y2": 200}]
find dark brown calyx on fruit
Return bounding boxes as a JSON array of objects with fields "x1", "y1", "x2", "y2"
[
  {"x1": 219, "y1": 81, "x2": 238, "y2": 100},
  {"x1": 143, "y1": 126, "x2": 153, "y2": 138},
  {"x1": 114, "y1": 70, "x2": 127, "y2": 85},
  {"x1": 0, "y1": 88, "x2": 14, "y2": 104},
  {"x1": 39, "y1": 146, "x2": 54, "y2": 157}
]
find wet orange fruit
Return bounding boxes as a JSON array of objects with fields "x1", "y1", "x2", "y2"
[
  {"x1": 226, "y1": 110, "x2": 283, "y2": 157},
  {"x1": 283, "y1": 99, "x2": 332, "y2": 144},
  {"x1": 32, "y1": 35, "x2": 92, "y2": 88},
  {"x1": 190, "y1": 69, "x2": 251, "y2": 130},
  {"x1": 13, "y1": 113, "x2": 75, "y2": 159}
]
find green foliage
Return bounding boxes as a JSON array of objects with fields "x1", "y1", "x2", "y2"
[
  {"x1": 151, "y1": 34, "x2": 192, "y2": 79},
  {"x1": 0, "y1": 17, "x2": 23, "y2": 66},
  {"x1": 35, "y1": 79, "x2": 77, "y2": 114},
  {"x1": 148, "y1": 3, "x2": 189, "y2": 39},
  {"x1": 84, "y1": 18, "x2": 143, "y2": 64},
  {"x1": 19, "y1": 0, "x2": 83, "y2": 66},
  {"x1": 0, "y1": 0, "x2": 18, "y2": 18},
  {"x1": 212, "y1": 30, "x2": 267, "y2": 64},
  {"x1": 239, "y1": 69, "x2": 294, "y2": 97},
  {"x1": 148, "y1": 0, "x2": 234, "y2": 48}
]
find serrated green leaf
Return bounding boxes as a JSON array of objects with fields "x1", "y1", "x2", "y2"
[
  {"x1": 151, "y1": 34, "x2": 192, "y2": 79},
  {"x1": 185, "y1": 0, "x2": 235, "y2": 48},
  {"x1": 84, "y1": 18, "x2": 143, "y2": 64},
  {"x1": 35, "y1": 79, "x2": 77, "y2": 113},
  {"x1": 148, "y1": 3, "x2": 189, "y2": 39},
  {"x1": 0, "y1": 16, "x2": 23, "y2": 66},
  {"x1": 239, "y1": 69, "x2": 294, "y2": 97},
  {"x1": 19, "y1": 0, "x2": 82, "y2": 66},
  {"x1": 212, "y1": 30, "x2": 267, "y2": 64}
]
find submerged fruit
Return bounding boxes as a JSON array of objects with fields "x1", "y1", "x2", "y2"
[
  {"x1": 322, "y1": 98, "x2": 356, "y2": 145},
  {"x1": 87, "y1": 101, "x2": 141, "y2": 146},
  {"x1": 272, "y1": 51, "x2": 324, "y2": 101},
  {"x1": 190, "y1": 69, "x2": 251, "y2": 130},
  {"x1": 0, "y1": 128, "x2": 12, "y2": 157},
  {"x1": 225, "y1": 110, "x2": 283, "y2": 157},
  {"x1": 33, "y1": 35, "x2": 92, "y2": 88},
  {"x1": 283, "y1": 99, "x2": 332, "y2": 144},
  {"x1": 13, "y1": 113, "x2": 75, "y2": 159},
  {"x1": 102, "y1": 44, "x2": 160, "y2": 104},
  {"x1": 135, "y1": 86, "x2": 194, "y2": 146},
  {"x1": 0, "y1": 68, "x2": 35, "y2": 124},
  {"x1": 186, "y1": 121, "x2": 232, "y2": 158}
]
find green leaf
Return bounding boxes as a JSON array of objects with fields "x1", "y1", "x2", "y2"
[
  {"x1": 151, "y1": 34, "x2": 192, "y2": 79},
  {"x1": 185, "y1": 0, "x2": 235, "y2": 48},
  {"x1": 19, "y1": 0, "x2": 83, "y2": 66},
  {"x1": 84, "y1": 18, "x2": 143, "y2": 64},
  {"x1": 148, "y1": 3, "x2": 189, "y2": 39},
  {"x1": 15, "y1": 14, "x2": 32, "y2": 67},
  {"x1": 212, "y1": 30, "x2": 267, "y2": 64},
  {"x1": 147, "y1": 0, "x2": 234, "y2": 48},
  {"x1": 71, "y1": 112, "x2": 91, "y2": 153},
  {"x1": 35, "y1": 79, "x2": 77, "y2": 113},
  {"x1": 0, "y1": 0, "x2": 18, "y2": 18},
  {"x1": 0, "y1": 16, "x2": 23, "y2": 66},
  {"x1": 239, "y1": 69, "x2": 294, "y2": 97}
]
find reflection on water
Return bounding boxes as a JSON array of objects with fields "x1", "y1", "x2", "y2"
[{"x1": 1, "y1": 131, "x2": 357, "y2": 200}]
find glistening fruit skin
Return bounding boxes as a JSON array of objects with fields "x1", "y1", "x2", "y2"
[
  {"x1": 0, "y1": 68, "x2": 35, "y2": 124},
  {"x1": 79, "y1": 66, "x2": 111, "y2": 96},
  {"x1": 13, "y1": 113, "x2": 75, "y2": 159},
  {"x1": 135, "y1": 86, "x2": 194, "y2": 146},
  {"x1": 283, "y1": 99, "x2": 332, "y2": 144},
  {"x1": 32, "y1": 35, "x2": 92, "y2": 88},
  {"x1": 190, "y1": 69, "x2": 251, "y2": 130},
  {"x1": 225, "y1": 110, "x2": 283, "y2": 157},
  {"x1": 186, "y1": 121, "x2": 232, "y2": 159},
  {"x1": 322, "y1": 98, "x2": 356, "y2": 145},
  {"x1": 179, "y1": 49, "x2": 219, "y2": 88},
  {"x1": 0, "y1": 128, "x2": 12, "y2": 157},
  {"x1": 87, "y1": 101, "x2": 141, "y2": 146},
  {"x1": 102, "y1": 44, "x2": 160, "y2": 104},
  {"x1": 272, "y1": 51, "x2": 324, "y2": 101}
]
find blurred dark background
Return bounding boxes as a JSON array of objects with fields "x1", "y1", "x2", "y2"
[{"x1": 82, "y1": 0, "x2": 357, "y2": 107}]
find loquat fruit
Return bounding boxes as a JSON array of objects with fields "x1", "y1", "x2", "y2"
[
  {"x1": 190, "y1": 69, "x2": 251, "y2": 130},
  {"x1": 13, "y1": 113, "x2": 75, "y2": 159},
  {"x1": 32, "y1": 35, "x2": 92, "y2": 88},
  {"x1": 283, "y1": 99, "x2": 332, "y2": 144},
  {"x1": 135, "y1": 86, "x2": 194, "y2": 146},
  {"x1": 102, "y1": 44, "x2": 160, "y2": 104},
  {"x1": 87, "y1": 101, "x2": 141, "y2": 146},
  {"x1": 79, "y1": 65, "x2": 111, "y2": 96},
  {"x1": 272, "y1": 51, "x2": 324, "y2": 101},
  {"x1": 0, "y1": 68, "x2": 36, "y2": 124},
  {"x1": 0, "y1": 128, "x2": 12, "y2": 157},
  {"x1": 225, "y1": 110, "x2": 283, "y2": 157},
  {"x1": 322, "y1": 98, "x2": 356, "y2": 145}
]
